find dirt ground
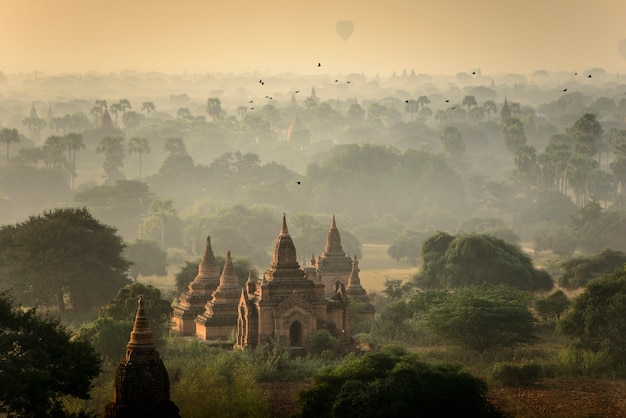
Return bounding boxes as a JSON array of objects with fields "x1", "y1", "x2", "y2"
[{"x1": 262, "y1": 378, "x2": 626, "y2": 418}]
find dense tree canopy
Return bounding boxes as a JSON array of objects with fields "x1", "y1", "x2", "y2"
[
  {"x1": 0, "y1": 292, "x2": 101, "y2": 417},
  {"x1": 558, "y1": 272, "x2": 626, "y2": 368},
  {"x1": 297, "y1": 345, "x2": 502, "y2": 418},
  {"x1": 423, "y1": 286, "x2": 538, "y2": 352},
  {"x1": 558, "y1": 248, "x2": 626, "y2": 289},
  {"x1": 415, "y1": 231, "x2": 553, "y2": 291},
  {"x1": 0, "y1": 207, "x2": 131, "y2": 313}
]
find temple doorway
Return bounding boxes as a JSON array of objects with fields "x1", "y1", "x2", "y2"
[{"x1": 289, "y1": 321, "x2": 303, "y2": 347}]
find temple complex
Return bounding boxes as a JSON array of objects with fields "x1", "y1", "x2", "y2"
[
  {"x1": 195, "y1": 250, "x2": 242, "y2": 340},
  {"x1": 105, "y1": 298, "x2": 180, "y2": 418},
  {"x1": 171, "y1": 236, "x2": 220, "y2": 335},
  {"x1": 235, "y1": 215, "x2": 351, "y2": 350},
  {"x1": 174, "y1": 215, "x2": 374, "y2": 352}
]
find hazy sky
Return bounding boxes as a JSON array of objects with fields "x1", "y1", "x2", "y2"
[{"x1": 2, "y1": 0, "x2": 625, "y2": 76}]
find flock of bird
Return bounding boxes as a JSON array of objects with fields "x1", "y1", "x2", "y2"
[{"x1": 239, "y1": 64, "x2": 599, "y2": 187}]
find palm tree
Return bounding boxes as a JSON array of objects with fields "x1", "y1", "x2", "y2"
[
  {"x1": 416, "y1": 95, "x2": 430, "y2": 111},
  {"x1": 97, "y1": 136, "x2": 125, "y2": 184},
  {"x1": 127, "y1": 136, "x2": 150, "y2": 178},
  {"x1": 439, "y1": 126, "x2": 465, "y2": 158},
  {"x1": 206, "y1": 97, "x2": 222, "y2": 121},
  {"x1": 62, "y1": 132, "x2": 84, "y2": 189},
  {"x1": 482, "y1": 100, "x2": 497, "y2": 120},
  {"x1": 149, "y1": 198, "x2": 176, "y2": 248},
  {"x1": 0, "y1": 128, "x2": 19, "y2": 164},
  {"x1": 404, "y1": 100, "x2": 419, "y2": 121},
  {"x1": 141, "y1": 101, "x2": 155, "y2": 116},
  {"x1": 462, "y1": 95, "x2": 478, "y2": 111}
]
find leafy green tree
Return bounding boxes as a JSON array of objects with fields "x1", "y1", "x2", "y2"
[
  {"x1": 305, "y1": 329, "x2": 340, "y2": 356},
  {"x1": 558, "y1": 249, "x2": 626, "y2": 289},
  {"x1": 0, "y1": 207, "x2": 131, "y2": 313},
  {"x1": 534, "y1": 290, "x2": 570, "y2": 324},
  {"x1": 99, "y1": 282, "x2": 172, "y2": 331},
  {"x1": 0, "y1": 128, "x2": 19, "y2": 164},
  {"x1": 124, "y1": 240, "x2": 168, "y2": 280},
  {"x1": 404, "y1": 100, "x2": 419, "y2": 121},
  {"x1": 0, "y1": 292, "x2": 101, "y2": 417},
  {"x1": 566, "y1": 113, "x2": 603, "y2": 160},
  {"x1": 424, "y1": 286, "x2": 537, "y2": 352},
  {"x1": 108, "y1": 102, "x2": 124, "y2": 124},
  {"x1": 206, "y1": 97, "x2": 222, "y2": 121},
  {"x1": 90, "y1": 99, "x2": 107, "y2": 124},
  {"x1": 121, "y1": 110, "x2": 144, "y2": 129},
  {"x1": 439, "y1": 126, "x2": 465, "y2": 158},
  {"x1": 387, "y1": 230, "x2": 428, "y2": 266},
  {"x1": 97, "y1": 135, "x2": 125, "y2": 184},
  {"x1": 127, "y1": 136, "x2": 150, "y2": 178},
  {"x1": 503, "y1": 117, "x2": 527, "y2": 153},
  {"x1": 462, "y1": 95, "x2": 478, "y2": 111},
  {"x1": 482, "y1": 100, "x2": 497, "y2": 120},
  {"x1": 415, "y1": 231, "x2": 553, "y2": 291},
  {"x1": 141, "y1": 101, "x2": 155, "y2": 116},
  {"x1": 297, "y1": 345, "x2": 502, "y2": 418},
  {"x1": 416, "y1": 95, "x2": 430, "y2": 111},
  {"x1": 74, "y1": 179, "x2": 154, "y2": 239},
  {"x1": 78, "y1": 283, "x2": 172, "y2": 362},
  {"x1": 558, "y1": 272, "x2": 626, "y2": 367},
  {"x1": 346, "y1": 103, "x2": 365, "y2": 124}
]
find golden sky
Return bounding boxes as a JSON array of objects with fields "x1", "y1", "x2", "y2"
[{"x1": 2, "y1": 0, "x2": 625, "y2": 76}]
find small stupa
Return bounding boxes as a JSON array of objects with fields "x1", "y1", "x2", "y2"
[{"x1": 105, "y1": 298, "x2": 180, "y2": 417}]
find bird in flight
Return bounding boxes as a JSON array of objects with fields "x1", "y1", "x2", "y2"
[
  {"x1": 317, "y1": 62, "x2": 321, "y2": 67},
  {"x1": 563, "y1": 88, "x2": 568, "y2": 92}
]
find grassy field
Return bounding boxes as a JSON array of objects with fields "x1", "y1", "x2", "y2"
[{"x1": 358, "y1": 243, "x2": 417, "y2": 293}]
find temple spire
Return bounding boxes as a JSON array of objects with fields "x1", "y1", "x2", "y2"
[{"x1": 126, "y1": 297, "x2": 156, "y2": 357}]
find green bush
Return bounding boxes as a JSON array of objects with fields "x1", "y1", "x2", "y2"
[{"x1": 491, "y1": 362, "x2": 543, "y2": 386}]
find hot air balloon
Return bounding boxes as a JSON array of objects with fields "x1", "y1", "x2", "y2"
[
  {"x1": 336, "y1": 20, "x2": 354, "y2": 41},
  {"x1": 619, "y1": 38, "x2": 626, "y2": 60}
]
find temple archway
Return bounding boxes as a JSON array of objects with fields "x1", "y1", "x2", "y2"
[{"x1": 289, "y1": 321, "x2": 303, "y2": 347}]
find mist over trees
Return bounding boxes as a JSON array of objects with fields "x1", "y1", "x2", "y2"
[{"x1": 4, "y1": 69, "x2": 626, "y2": 415}]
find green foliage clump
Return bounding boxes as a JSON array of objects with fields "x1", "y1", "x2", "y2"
[
  {"x1": 491, "y1": 361, "x2": 543, "y2": 387},
  {"x1": 534, "y1": 290, "x2": 570, "y2": 324},
  {"x1": 423, "y1": 286, "x2": 538, "y2": 352},
  {"x1": 558, "y1": 272, "x2": 626, "y2": 372},
  {"x1": 0, "y1": 207, "x2": 131, "y2": 314},
  {"x1": 0, "y1": 292, "x2": 101, "y2": 417},
  {"x1": 297, "y1": 345, "x2": 502, "y2": 418},
  {"x1": 123, "y1": 239, "x2": 167, "y2": 280},
  {"x1": 558, "y1": 248, "x2": 626, "y2": 289},
  {"x1": 77, "y1": 283, "x2": 172, "y2": 362},
  {"x1": 387, "y1": 229, "x2": 429, "y2": 266},
  {"x1": 164, "y1": 339, "x2": 269, "y2": 418},
  {"x1": 305, "y1": 330, "x2": 340, "y2": 357},
  {"x1": 415, "y1": 231, "x2": 553, "y2": 291}
]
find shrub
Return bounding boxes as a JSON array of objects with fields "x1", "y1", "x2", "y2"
[{"x1": 491, "y1": 362, "x2": 543, "y2": 386}]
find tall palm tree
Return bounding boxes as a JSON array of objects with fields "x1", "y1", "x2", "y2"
[
  {"x1": 63, "y1": 132, "x2": 84, "y2": 189},
  {"x1": 149, "y1": 198, "x2": 176, "y2": 248},
  {"x1": 127, "y1": 136, "x2": 150, "y2": 178},
  {"x1": 0, "y1": 128, "x2": 19, "y2": 164}
]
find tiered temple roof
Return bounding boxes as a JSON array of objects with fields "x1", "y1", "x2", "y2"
[
  {"x1": 172, "y1": 236, "x2": 220, "y2": 335},
  {"x1": 195, "y1": 251, "x2": 243, "y2": 340}
]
